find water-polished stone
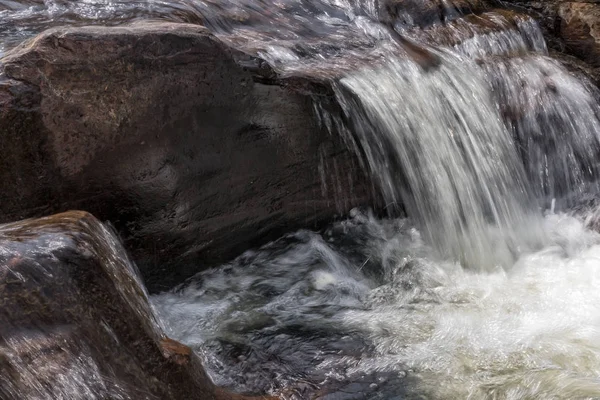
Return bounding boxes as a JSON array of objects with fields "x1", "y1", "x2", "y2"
[
  {"x1": 0, "y1": 22, "x2": 375, "y2": 292},
  {"x1": 0, "y1": 210, "x2": 274, "y2": 399}
]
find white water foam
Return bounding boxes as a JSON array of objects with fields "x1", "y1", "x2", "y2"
[{"x1": 152, "y1": 209, "x2": 600, "y2": 399}]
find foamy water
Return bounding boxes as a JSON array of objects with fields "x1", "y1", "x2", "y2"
[
  {"x1": 4, "y1": 0, "x2": 600, "y2": 398},
  {"x1": 152, "y1": 209, "x2": 600, "y2": 399}
]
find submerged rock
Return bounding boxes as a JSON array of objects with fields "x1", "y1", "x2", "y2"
[
  {"x1": 0, "y1": 210, "x2": 274, "y2": 399},
  {"x1": 0, "y1": 22, "x2": 375, "y2": 292}
]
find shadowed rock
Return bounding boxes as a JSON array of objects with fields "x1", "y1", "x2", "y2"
[
  {"x1": 0, "y1": 210, "x2": 275, "y2": 400},
  {"x1": 0, "y1": 21, "x2": 376, "y2": 292},
  {"x1": 380, "y1": 0, "x2": 486, "y2": 28},
  {"x1": 559, "y1": 2, "x2": 600, "y2": 67}
]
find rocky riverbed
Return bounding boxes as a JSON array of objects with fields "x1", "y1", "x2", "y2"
[{"x1": 3, "y1": 0, "x2": 600, "y2": 399}]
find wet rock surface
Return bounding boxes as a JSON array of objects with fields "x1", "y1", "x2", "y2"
[
  {"x1": 0, "y1": 22, "x2": 375, "y2": 292},
  {"x1": 496, "y1": 0, "x2": 600, "y2": 74},
  {"x1": 558, "y1": 2, "x2": 600, "y2": 66},
  {"x1": 380, "y1": 0, "x2": 486, "y2": 28},
  {"x1": 0, "y1": 211, "x2": 220, "y2": 399},
  {"x1": 0, "y1": 0, "x2": 598, "y2": 299}
]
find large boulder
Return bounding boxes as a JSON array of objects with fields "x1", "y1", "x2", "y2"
[
  {"x1": 0, "y1": 210, "x2": 272, "y2": 399},
  {"x1": 0, "y1": 22, "x2": 375, "y2": 292}
]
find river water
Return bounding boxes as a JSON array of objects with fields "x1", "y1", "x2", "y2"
[
  {"x1": 153, "y1": 209, "x2": 600, "y2": 399},
  {"x1": 4, "y1": 0, "x2": 600, "y2": 399},
  {"x1": 148, "y1": 1, "x2": 600, "y2": 399}
]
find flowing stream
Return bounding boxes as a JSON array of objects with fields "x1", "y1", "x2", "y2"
[
  {"x1": 153, "y1": 209, "x2": 600, "y2": 399},
  {"x1": 148, "y1": 0, "x2": 600, "y2": 399},
  {"x1": 4, "y1": 0, "x2": 600, "y2": 399}
]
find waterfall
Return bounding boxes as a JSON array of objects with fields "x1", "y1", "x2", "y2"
[
  {"x1": 149, "y1": 2, "x2": 600, "y2": 399},
  {"x1": 334, "y1": 52, "x2": 543, "y2": 270},
  {"x1": 6, "y1": 0, "x2": 600, "y2": 398},
  {"x1": 483, "y1": 56, "x2": 600, "y2": 204}
]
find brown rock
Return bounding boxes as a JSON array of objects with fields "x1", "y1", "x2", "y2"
[
  {"x1": 160, "y1": 337, "x2": 193, "y2": 366},
  {"x1": 559, "y1": 2, "x2": 600, "y2": 67},
  {"x1": 0, "y1": 210, "x2": 263, "y2": 399},
  {"x1": 0, "y1": 22, "x2": 375, "y2": 292}
]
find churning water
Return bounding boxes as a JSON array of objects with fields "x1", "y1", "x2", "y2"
[
  {"x1": 147, "y1": 0, "x2": 600, "y2": 398},
  {"x1": 5, "y1": 0, "x2": 600, "y2": 398},
  {"x1": 153, "y1": 209, "x2": 600, "y2": 399}
]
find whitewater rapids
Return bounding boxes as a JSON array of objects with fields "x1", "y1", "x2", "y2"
[{"x1": 153, "y1": 208, "x2": 600, "y2": 399}]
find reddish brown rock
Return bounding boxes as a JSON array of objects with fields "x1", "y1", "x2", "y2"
[
  {"x1": 160, "y1": 337, "x2": 193, "y2": 366},
  {"x1": 0, "y1": 22, "x2": 375, "y2": 292},
  {"x1": 0, "y1": 211, "x2": 274, "y2": 400},
  {"x1": 559, "y1": 2, "x2": 600, "y2": 67}
]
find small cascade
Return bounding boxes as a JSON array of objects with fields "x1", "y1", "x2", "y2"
[
  {"x1": 334, "y1": 52, "x2": 543, "y2": 269},
  {"x1": 147, "y1": 1, "x2": 600, "y2": 398},
  {"x1": 180, "y1": 0, "x2": 600, "y2": 267},
  {"x1": 4, "y1": 0, "x2": 600, "y2": 399},
  {"x1": 482, "y1": 56, "x2": 600, "y2": 204},
  {"x1": 405, "y1": 10, "x2": 547, "y2": 58}
]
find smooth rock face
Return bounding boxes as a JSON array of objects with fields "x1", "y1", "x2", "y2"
[
  {"x1": 0, "y1": 211, "x2": 220, "y2": 399},
  {"x1": 0, "y1": 22, "x2": 374, "y2": 292}
]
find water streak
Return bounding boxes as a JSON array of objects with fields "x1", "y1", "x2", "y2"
[{"x1": 483, "y1": 55, "x2": 600, "y2": 204}]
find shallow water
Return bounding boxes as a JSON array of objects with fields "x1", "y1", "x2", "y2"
[{"x1": 152, "y1": 209, "x2": 600, "y2": 399}]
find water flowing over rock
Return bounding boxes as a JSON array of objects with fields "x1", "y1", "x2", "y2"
[
  {"x1": 0, "y1": 21, "x2": 375, "y2": 292},
  {"x1": 335, "y1": 53, "x2": 543, "y2": 270},
  {"x1": 141, "y1": 2, "x2": 600, "y2": 398},
  {"x1": 187, "y1": 0, "x2": 600, "y2": 268},
  {"x1": 1, "y1": 0, "x2": 600, "y2": 288},
  {"x1": 482, "y1": 55, "x2": 600, "y2": 203},
  {"x1": 0, "y1": 211, "x2": 222, "y2": 399},
  {"x1": 4, "y1": 0, "x2": 600, "y2": 398}
]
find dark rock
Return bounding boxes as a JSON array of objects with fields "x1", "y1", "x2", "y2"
[
  {"x1": 558, "y1": 2, "x2": 600, "y2": 67},
  {"x1": 0, "y1": 22, "x2": 375, "y2": 292},
  {"x1": 380, "y1": 0, "x2": 487, "y2": 28},
  {"x1": 0, "y1": 210, "x2": 274, "y2": 400}
]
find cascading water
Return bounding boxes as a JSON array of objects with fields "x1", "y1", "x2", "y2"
[
  {"x1": 333, "y1": 53, "x2": 542, "y2": 270},
  {"x1": 482, "y1": 56, "x2": 600, "y2": 204},
  {"x1": 148, "y1": 1, "x2": 600, "y2": 399},
  {"x1": 5, "y1": 0, "x2": 600, "y2": 399},
  {"x1": 153, "y1": 210, "x2": 600, "y2": 399}
]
